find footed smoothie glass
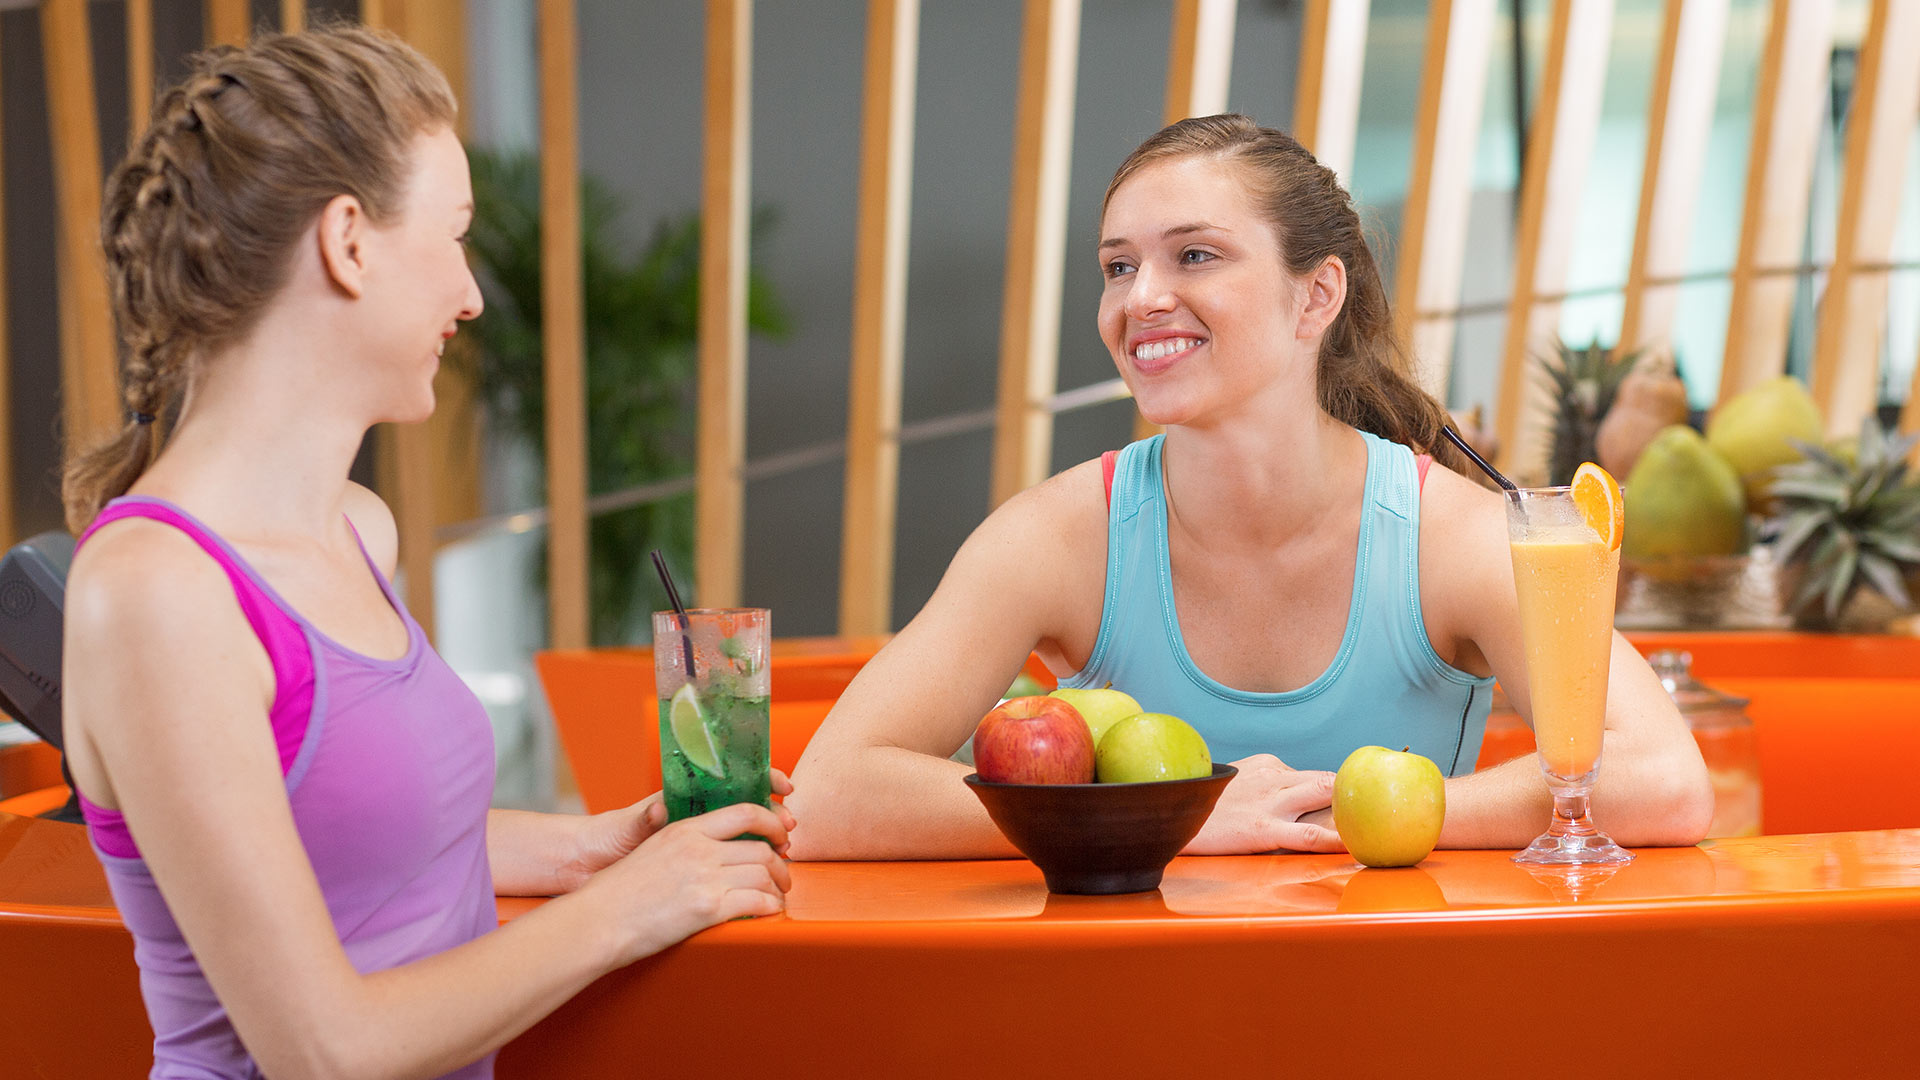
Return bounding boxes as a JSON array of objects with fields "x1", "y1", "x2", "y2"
[{"x1": 1505, "y1": 486, "x2": 1632, "y2": 866}]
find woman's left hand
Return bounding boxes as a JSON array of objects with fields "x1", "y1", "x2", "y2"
[{"x1": 555, "y1": 769, "x2": 797, "y2": 893}]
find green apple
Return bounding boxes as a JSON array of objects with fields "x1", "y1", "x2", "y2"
[
  {"x1": 1049, "y1": 687, "x2": 1143, "y2": 747},
  {"x1": 1333, "y1": 746, "x2": 1446, "y2": 868},
  {"x1": 1095, "y1": 712, "x2": 1211, "y2": 783}
]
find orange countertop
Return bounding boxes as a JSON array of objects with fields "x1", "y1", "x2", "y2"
[{"x1": 7, "y1": 809, "x2": 1916, "y2": 1078}]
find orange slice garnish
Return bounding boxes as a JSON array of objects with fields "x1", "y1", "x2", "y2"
[{"x1": 1571, "y1": 462, "x2": 1623, "y2": 551}]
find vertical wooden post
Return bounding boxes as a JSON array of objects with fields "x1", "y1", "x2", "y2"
[
  {"x1": 1163, "y1": 0, "x2": 1237, "y2": 123},
  {"x1": 839, "y1": 0, "x2": 918, "y2": 636},
  {"x1": 539, "y1": 0, "x2": 588, "y2": 649},
  {"x1": 1618, "y1": 0, "x2": 1730, "y2": 356},
  {"x1": 991, "y1": 0, "x2": 1080, "y2": 506},
  {"x1": 1292, "y1": 0, "x2": 1370, "y2": 185},
  {"x1": 1717, "y1": 0, "x2": 1835, "y2": 407},
  {"x1": 698, "y1": 0, "x2": 752, "y2": 611},
  {"x1": 1492, "y1": 0, "x2": 1615, "y2": 478},
  {"x1": 0, "y1": 25, "x2": 11, "y2": 545},
  {"x1": 128, "y1": 0, "x2": 153, "y2": 139},
  {"x1": 283, "y1": 0, "x2": 307, "y2": 34},
  {"x1": 1809, "y1": 0, "x2": 1920, "y2": 437},
  {"x1": 43, "y1": 0, "x2": 122, "y2": 460},
  {"x1": 1393, "y1": 0, "x2": 1497, "y2": 398},
  {"x1": 205, "y1": 0, "x2": 249, "y2": 47}
]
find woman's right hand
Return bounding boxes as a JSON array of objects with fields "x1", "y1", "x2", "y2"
[
  {"x1": 582, "y1": 801, "x2": 793, "y2": 965},
  {"x1": 1183, "y1": 754, "x2": 1344, "y2": 854}
]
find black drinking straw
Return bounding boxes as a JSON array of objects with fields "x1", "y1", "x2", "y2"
[
  {"x1": 1441, "y1": 425, "x2": 1518, "y2": 493},
  {"x1": 650, "y1": 550, "x2": 698, "y2": 679}
]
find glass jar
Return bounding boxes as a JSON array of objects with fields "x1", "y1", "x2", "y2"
[{"x1": 1646, "y1": 649, "x2": 1763, "y2": 838}]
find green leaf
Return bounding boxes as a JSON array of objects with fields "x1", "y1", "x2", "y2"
[
  {"x1": 1863, "y1": 529, "x2": 1920, "y2": 564},
  {"x1": 1857, "y1": 551, "x2": 1913, "y2": 610},
  {"x1": 1824, "y1": 540, "x2": 1859, "y2": 622},
  {"x1": 1772, "y1": 510, "x2": 1832, "y2": 563},
  {"x1": 1769, "y1": 476, "x2": 1852, "y2": 503}
]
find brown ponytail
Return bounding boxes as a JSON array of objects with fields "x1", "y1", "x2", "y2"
[
  {"x1": 1102, "y1": 114, "x2": 1473, "y2": 478},
  {"x1": 62, "y1": 25, "x2": 457, "y2": 533}
]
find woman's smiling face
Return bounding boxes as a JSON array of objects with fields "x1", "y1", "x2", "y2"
[{"x1": 1096, "y1": 153, "x2": 1304, "y2": 427}]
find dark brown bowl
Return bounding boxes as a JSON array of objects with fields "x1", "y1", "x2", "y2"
[{"x1": 963, "y1": 764, "x2": 1237, "y2": 895}]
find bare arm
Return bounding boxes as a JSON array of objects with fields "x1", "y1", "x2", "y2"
[
  {"x1": 1411, "y1": 468, "x2": 1713, "y2": 849},
  {"x1": 785, "y1": 467, "x2": 1109, "y2": 860},
  {"x1": 64, "y1": 527, "x2": 791, "y2": 1080}
]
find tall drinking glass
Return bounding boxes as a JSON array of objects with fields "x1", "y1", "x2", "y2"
[
  {"x1": 1505, "y1": 486, "x2": 1632, "y2": 866},
  {"x1": 652, "y1": 607, "x2": 772, "y2": 822}
]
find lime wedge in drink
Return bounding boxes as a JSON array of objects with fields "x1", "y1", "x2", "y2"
[{"x1": 668, "y1": 683, "x2": 726, "y2": 778}]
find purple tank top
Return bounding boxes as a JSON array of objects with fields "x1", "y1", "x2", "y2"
[{"x1": 75, "y1": 496, "x2": 499, "y2": 1080}]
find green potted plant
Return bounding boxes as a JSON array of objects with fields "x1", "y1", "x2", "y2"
[
  {"x1": 458, "y1": 147, "x2": 789, "y2": 644},
  {"x1": 1767, "y1": 417, "x2": 1920, "y2": 631}
]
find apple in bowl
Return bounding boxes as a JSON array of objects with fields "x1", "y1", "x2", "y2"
[{"x1": 973, "y1": 696, "x2": 1096, "y2": 785}]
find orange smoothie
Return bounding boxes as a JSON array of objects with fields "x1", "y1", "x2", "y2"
[{"x1": 1509, "y1": 536, "x2": 1619, "y2": 778}]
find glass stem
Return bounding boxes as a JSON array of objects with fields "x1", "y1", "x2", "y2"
[{"x1": 1549, "y1": 790, "x2": 1599, "y2": 838}]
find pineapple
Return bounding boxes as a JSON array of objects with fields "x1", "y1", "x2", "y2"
[
  {"x1": 1767, "y1": 418, "x2": 1920, "y2": 628},
  {"x1": 1539, "y1": 338, "x2": 1643, "y2": 487}
]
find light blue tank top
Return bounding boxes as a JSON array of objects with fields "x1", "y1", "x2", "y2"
[{"x1": 1060, "y1": 431, "x2": 1494, "y2": 776}]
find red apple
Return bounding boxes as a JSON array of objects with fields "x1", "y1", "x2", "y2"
[{"x1": 973, "y1": 696, "x2": 1096, "y2": 784}]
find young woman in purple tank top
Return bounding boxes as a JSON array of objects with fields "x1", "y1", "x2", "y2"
[
  {"x1": 789, "y1": 116, "x2": 1712, "y2": 862},
  {"x1": 58, "y1": 27, "x2": 793, "y2": 1080}
]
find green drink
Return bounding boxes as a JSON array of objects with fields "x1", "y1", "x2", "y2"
[{"x1": 652, "y1": 608, "x2": 772, "y2": 823}]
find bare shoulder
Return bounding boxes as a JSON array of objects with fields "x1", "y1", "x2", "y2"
[
  {"x1": 924, "y1": 457, "x2": 1110, "y2": 669},
  {"x1": 68, "y1": 518, "x2": 240, "y2": 642},
  {"x1": 1415, "y1": 464, "x2": 1512, "y2": 673},
  {"x1": 340, "y1": 481, "x2": 398, "y2": 578},
  {"x1": 65, "y1": 520, "x2": 273, "y2": 782}
]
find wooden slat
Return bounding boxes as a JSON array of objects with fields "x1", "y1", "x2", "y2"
[
  {"x1": 43, "y1": 0, "x2": 121, "y2": 457},
  {"x1": 0, "y1": 25, "x2": 11, "y2": 545},
  {"x1": 1810, "y1": 0, "x2": 1920, "y2": 437},
  {"x1": 1717, "y1": 0, "x2": 1835, "y2": 407},
  {"x1": 205, "y1": 0, "x2": 249, "y2": 47},
  {"x1": 539, "y1": 0, "x2": 588, "y2": 649},
  {"x1": 1618, "y1": 0, "x2": 1730, "y2": 356},
  {"x1": 990, "y1": 0, "x2": 1080, "y2": 506},
  {"x1": 1392, "y1": 0, "x2": 1497, "y2": 398},
  {"x1": 128, "y1": 0, "x2": 152, "y2": 139},
  {"x1": 1493, "y1": 0, "x2": 1616, "y2": 478},
  {"x1": 698, "y1": 0, "x2": 752, "y2": 611},
  {"x1": 283, "y1": 0, "x2": 306, "y2": 34},
  {"x1": 1132, "y1": 0, "x2": 1239, "y2": 443},
  {"x1": 368, "y1": 0, "x2": 475, "y2": 642},
  {"x1": 839, "y1": 0, "x2": 918, "y2": 636},
  {"x1": 1292, "y1": 0, "x2": 1370, "y2": 184},
  {"x1": 1163, "y1": 0, "x2": 1236, "y2": 122}
]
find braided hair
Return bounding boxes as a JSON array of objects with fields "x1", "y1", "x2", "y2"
[{"x1": 61, "y1": 25, "x2": 456, "y2": 533}]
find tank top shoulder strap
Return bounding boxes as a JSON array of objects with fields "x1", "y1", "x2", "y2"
[{"x1": 78, "y1": 498, "x2": 318, "y2": 780}]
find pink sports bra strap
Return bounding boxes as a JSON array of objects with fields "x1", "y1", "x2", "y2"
[
  {"x1": 1102, "y1": 450, "x2": 1119, "y2": 508},
  {"x1": 1416, "y1": 453, "x2": 1433, "y2": 493}
]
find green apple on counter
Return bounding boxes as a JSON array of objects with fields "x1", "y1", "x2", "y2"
[
  {"x1": 1333, "y1": 746, "x2": 1446, "y2": 868},
  {"x1": 1048, "y1": 687, "x2": 1143, "y2": 747},
  {"x1": 1095, "y1": 712, "x2": 1211, "y2": 783}
]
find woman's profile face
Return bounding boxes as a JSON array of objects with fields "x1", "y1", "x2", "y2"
[
  {"x1": 357, "y1": 126, "x2": 483, "y2": 423},
  {"x1": 1096, "y1": 154, "x2": 1302, "y2": 427}
]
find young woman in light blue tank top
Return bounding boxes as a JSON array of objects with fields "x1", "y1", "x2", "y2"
[
  {"x1": 59, "y1": 28, "x2": 793, "y2": 1079},
  {"x1": 789, "y1": 116, "x2": 1711, "y2": 862}
]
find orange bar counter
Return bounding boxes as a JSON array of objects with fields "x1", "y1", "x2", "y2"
[{"x1": 4, "y1": 808, "x2": 1917, "y2": 1078}]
